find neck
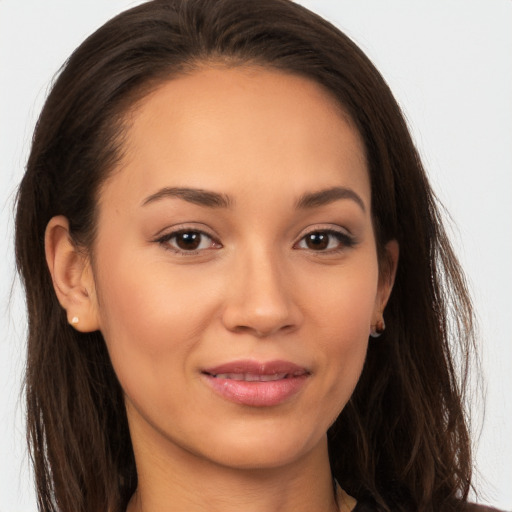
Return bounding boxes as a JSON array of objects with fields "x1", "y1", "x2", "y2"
[{"x1": 126, "y1": 430, "x2": 345, "y2": 512}]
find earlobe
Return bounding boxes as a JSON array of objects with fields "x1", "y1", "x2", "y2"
[{"x1": 45, "y1": 216, "x2": 100, "y2": 332}]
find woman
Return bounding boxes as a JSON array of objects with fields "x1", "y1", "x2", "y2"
[{"x1": 14, "y1": 0, "x2": 498, "y2": 511}]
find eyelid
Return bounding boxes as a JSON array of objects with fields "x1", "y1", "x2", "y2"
[
  {"x1": 295, "y1": 223, "x2": 353, "y2": 240},
  {"x1": 153, "y1": 223, "x2": 222, "y2": 254},
  {"x1": 152, "y1": 222, "x2": 216, "y2": 239},
  {"x1": 293, "y1": 224, "x2": 357, "y2": 251}
]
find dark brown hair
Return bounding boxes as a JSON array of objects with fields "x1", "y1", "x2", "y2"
[{"x1": 15, "y1": 1, "x2": 475, "y2": 511}]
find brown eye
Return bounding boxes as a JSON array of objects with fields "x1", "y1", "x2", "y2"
[
  {"x1": 157, "y1": 230, "x2": 220, "y2": 253},
  {"x1": 174, "y1": 231, "x2": 202, "y2": 250},
  {"x1": 296, "y1": 230, "x2": 355, "y2": 252},
  {"x1": 304, "y1": 232, "x2": 329, "y2": 250}
]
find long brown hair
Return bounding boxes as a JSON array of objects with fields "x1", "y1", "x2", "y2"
[{"x1": 15, "y1": 1, "x2": 475, "y2": 511}]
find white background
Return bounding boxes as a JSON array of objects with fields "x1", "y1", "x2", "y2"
[{"x1": 1, "y1": 1, "x2": 511, "y2": 510}]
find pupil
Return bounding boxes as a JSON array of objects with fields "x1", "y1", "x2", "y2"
[
  {"x1": 307, "y1": 232, "x2": 328, "y2": 250},
  {"x1": 177, "y1": 232, "x2": 201, "y2": 250}
]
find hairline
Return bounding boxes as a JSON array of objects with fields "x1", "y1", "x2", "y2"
[{"x1": 88, "y1": 57, "x2": 372, "y2": 251}]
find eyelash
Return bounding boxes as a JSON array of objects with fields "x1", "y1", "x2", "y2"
[
  {"x1": 155, "y1": 229, "x2": 221, "y2": 255},
  {"x1": 293, "y1": 229, "x2": 356, "y2": 253},
  {"x1": 155, "y1": 227, "x2": 356, "y2": 255}
]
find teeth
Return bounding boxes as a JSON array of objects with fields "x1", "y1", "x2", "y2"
[
  {"x1": 258, "y1": 373, "x2": 287, "y2": 381},
  {"x1": 215, "y1": 373, "x2": 244, "y2": 380},
  {"x1": 213, "y1": 372, "x2": 288, "y2": 381}
]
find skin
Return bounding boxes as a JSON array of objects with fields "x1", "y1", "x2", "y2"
[{"x1": 45, "y1": 66, "x2": 398, "y2": 512}]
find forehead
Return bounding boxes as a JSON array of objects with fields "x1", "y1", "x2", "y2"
[{"x1": 102, "y1": 65, "x2": 369, "y2": 207}]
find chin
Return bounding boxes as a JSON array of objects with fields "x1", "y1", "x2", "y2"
[{"x1": 188, "y1": 420, "x2": 327, "y2": 471}]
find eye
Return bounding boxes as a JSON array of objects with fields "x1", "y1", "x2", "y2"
[
  {"x1": 157, "y1": 229, "x2": 221, "y2": 253},
  {"x1": 295, "y1": 230, "x2": 355, "y2": 252}
]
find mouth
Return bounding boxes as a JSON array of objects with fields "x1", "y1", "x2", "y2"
[
  {"x1": 201, "y1": 360, "x2": 310, "y2": 407},
  {"x1": 205, "y1": 370, "x2": 307, "y2": 381},
  {"x1": 208, "y1": 373, "x2": 289, "y2": 382}
]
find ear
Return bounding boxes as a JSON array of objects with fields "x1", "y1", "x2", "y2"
[
  {"x1": 373, "y1": 239, "x2": 399, "y2": 317},
  {"x1": 45, "y1": 215, "x2": 100, "y2": 332}
]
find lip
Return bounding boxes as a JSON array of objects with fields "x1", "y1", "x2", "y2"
[{"x1": 201, "y1": 359, "x2": 310, "y2": 407}]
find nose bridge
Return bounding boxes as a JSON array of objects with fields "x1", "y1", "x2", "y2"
[{"x1": 222, "y1": 240, "x2": 300, "y2": 336}]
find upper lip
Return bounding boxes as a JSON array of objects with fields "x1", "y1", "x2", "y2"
[{"x1": 202, "y1": 359, "x2": 309, "y2": 378}]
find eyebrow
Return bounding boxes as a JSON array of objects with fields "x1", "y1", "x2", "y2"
[
  {"x1": 295, "y1": 186, "x2": 366, "y2": 212},
  {"x1": 142, "y1": 185, "x2": 365, "y2": 212},
  {"x1": 142, "y1": 187, "x2": 233, "y2": 208}
]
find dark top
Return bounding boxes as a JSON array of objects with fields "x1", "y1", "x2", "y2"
[{"x1": 352, "y1": 501, "x2": 505, "y2": 512}]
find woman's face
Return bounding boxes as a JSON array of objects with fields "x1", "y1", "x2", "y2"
[{"x1": 89, "y1": 66, "x2": 395, "y2": 470}]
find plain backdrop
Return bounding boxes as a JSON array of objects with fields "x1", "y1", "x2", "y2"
[{"x1": 1, "y1": 1, "x2": 511, "y2": 510}]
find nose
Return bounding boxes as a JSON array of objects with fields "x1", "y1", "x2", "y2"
[{"x1": 221, "y1": 247, "x2": 303, "y2": 338}]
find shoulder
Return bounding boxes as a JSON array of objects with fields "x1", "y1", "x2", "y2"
[{"x1": 351, "y1": 502, "x2": 507, "y2": 512}]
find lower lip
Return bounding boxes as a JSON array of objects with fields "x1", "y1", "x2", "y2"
[{"x1": 202, "y1": 374, "x2": 308, "y2": 407}]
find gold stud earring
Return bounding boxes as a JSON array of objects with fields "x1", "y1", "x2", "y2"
[{"x1": 370, "y1": 317, "x2": 385, "y2": 338}]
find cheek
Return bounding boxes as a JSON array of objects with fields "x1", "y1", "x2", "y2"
[
  {"x1": 304, "y1": 256, "x2": 379, "y2": 340},
  {"x1": 97, "y1": 252, "x2": 215, "y2": 346},
  {"x1": 93, "y1": 250, "x2": 221, "y2": 403},
  {"x1": 302, "y1": 259, "x2": 379, "y2": 411}
]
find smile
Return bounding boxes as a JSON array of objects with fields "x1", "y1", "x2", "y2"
[
  {"x1": 202, "y1": 360, "x2": 310, "y2": 407},
  {"x1": 214, "y1": 372, "x2": 285, "y2": 381},
  {"x1": 209, "y1": 371, "x2": 306, "y2": 381}
]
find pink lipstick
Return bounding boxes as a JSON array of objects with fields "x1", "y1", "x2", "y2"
[{"x1": 201, "y1": 360, "x2": 309, "y2": 407}]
